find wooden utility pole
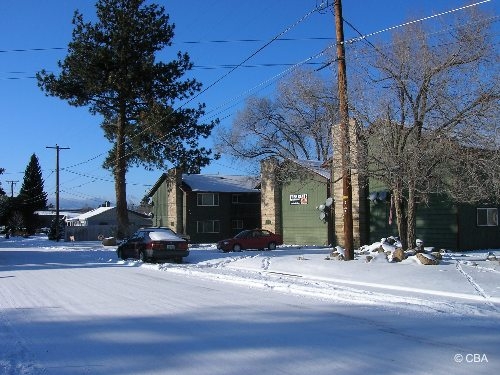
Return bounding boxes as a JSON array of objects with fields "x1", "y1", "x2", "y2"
[
  {"x1": 6, "y1": 180, "x2": 18, "y2": 197},
  {"x1": 46, "y1": 145, "x2": 70, "y2": 241},
  {"x1": 333, "y1": 0, "x2": 354, "y2": 260}
]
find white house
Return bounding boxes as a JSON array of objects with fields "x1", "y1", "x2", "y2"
[{"x1": 65, "y1": 206, "x2": 152, "y2": 241}]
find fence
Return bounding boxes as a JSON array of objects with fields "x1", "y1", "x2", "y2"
[{"x1": 64, "y1": 224, "x2": 143, "y2": 242}]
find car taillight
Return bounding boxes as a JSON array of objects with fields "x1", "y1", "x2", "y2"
[
  {"x1": 149, "y1": 242, "x2": 163, "y2": 250},
  {"x1": 177, "y1": 242, "x2": 188, "y2": 250}
]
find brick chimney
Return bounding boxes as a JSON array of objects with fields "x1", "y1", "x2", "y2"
[
  {"x1": 331, "y1": 119, "x2": 369, "y2": 248},
  {"x1": 260, "y1": 158, "x2": 282, "y2": 234},
  {"x1": 166, "y1": 167, "x2": 184, "y2": 233}
]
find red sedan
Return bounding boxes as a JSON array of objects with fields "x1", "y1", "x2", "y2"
[{"x1": 217, "y1": 229, "x2": 283, "y2": 252}]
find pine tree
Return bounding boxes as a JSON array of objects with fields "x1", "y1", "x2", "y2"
[
  {"x1": 37, "y1": 0, "x2": 218, "y2": 238},
  {"x1": 48, "y1": 217, "x2": 65, "y2": 241},
  {"x1": 0, "y1": 167, "x2": 5, "y2": 196},
  {"x1": 17, "y1": 154, "x2": 48, "y2": 234},
  {"x1": 0, "y1": 168, "x2": 9, "y2": 231}
]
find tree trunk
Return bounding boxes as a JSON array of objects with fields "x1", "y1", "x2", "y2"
[
  {"x1": 406, "y1": 183, "x2": 417, "y2": 250},
  {"x1": 393, "y1": 188, "x2": 408, "y2": 250},
  {"x1": 115, "y1": 107, "x2": 130, "y2": 239}
]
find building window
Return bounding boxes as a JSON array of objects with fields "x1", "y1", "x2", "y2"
[
  {"x1": 477, "y1": 208, "x2": 498, "y2": 227},
  {"x1": 197, "y1": 220, "x2": 220, "y2": 233},
  {"x1": 232, "y1": 219, "x2": 244, "y2": 230},
  {"x1": 197, "y1": 193, "x2": 219, "y2": 206},
  {"x1": 232, "y1": 194, "x2": 242, "y2": 204}
]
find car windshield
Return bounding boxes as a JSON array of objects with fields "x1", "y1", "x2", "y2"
[
  {"x1": 148, "y1": 230, "x2": 182, "y2": 241},
  {"x1": 234, "y1": 230, "x2": 251, "y2": 239},
  {"x1": 158, "y1": 228, "x2": 176, "y2": 235}
]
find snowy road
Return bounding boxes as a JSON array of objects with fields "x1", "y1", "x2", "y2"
[{"x1": 1, "y1": 239, "x2": 499, "y2": 374}]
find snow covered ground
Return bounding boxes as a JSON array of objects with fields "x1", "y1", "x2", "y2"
[{"x1": 1, "y1": 235, "x2": 499, "y2": 374}]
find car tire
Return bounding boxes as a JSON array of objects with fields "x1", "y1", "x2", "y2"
[
  {"x1": 268, "y1": 242, "x2": 276, "y2": 250},
  {"x1": 233, "y1": 244, "x2": 241, "y2": 252},
  {"x1": 117, "y1": 249, "x2": 123, "y2": 260},
  {"x1": 175, "y1": 257, "x2": 183, "y2": 264},
  {"x1": 139, "y1": 251, "x2": 147, "y2": 263}
]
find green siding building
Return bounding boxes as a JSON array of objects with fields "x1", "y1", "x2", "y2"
[
  {"x1": 147, "y1": 169, "x2": 261, "y2": 244},
  {"x1": 369, "y1": 193, "x2": 500, "y2": 250},
  {"x1": 262, "y1": 158, "x2": 499, "y2": 251},
  {"x1": 280, "y1": 161, "x2": 332, "y2": 245}
]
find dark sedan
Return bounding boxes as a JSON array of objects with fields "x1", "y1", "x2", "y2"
[
  {"x1": 217, "y1": 229, "x2": 283, "y2": 252},
  {"x1": 117, "y1": 228, "x2": 189, "y2": 263}
]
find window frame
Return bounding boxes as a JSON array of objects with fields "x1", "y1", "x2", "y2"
[
  {"x1": 197, "y1": 193, "x2": 219, "y2": 206},
  {"x1": 196, "y1": 220, "x2": 221, "y2": 233},
  {"x1": 232, "y1": 219, "x2": 244, "y2": 230},
  {"x1": 477, "y1": 207, "x2": 498, "y2": 227}
]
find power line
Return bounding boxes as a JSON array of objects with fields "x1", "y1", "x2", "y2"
[
  {"x1": 0, "y1": 37, "x2": 334, "y2": 54},
  {"x1": 33, "y1": 1, "x2": 498, "y2": 186},
  {"x1": 48, "y1": 1, "x2": 331, "y2": 190},
  {"x1": 0, "y1": 47, "x2": 66, "y2": 53},
  {"x1": 6, "y1": 0, "x2": 495, "y2": 205},
  {"x1": 181, "y1": 2, "x2": 332, "y2": 108},
  {"x1": 343, "y1": 0, "x2": 493, "y2": 45},
  {"x1": 201, "y1": 44, "x2": 338, "y2": 123},
  {"x1": 0, "y1": 62, "x2": 326, "y2": 80},
  {"x1": 5, "y1": 6, "x2": 333, "y2": 204}
]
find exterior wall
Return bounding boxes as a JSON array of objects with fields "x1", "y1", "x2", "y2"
[
  {"x1": 369, "y1": 192, "x2": 500, "y2": 251},
  {"x1": 185, "y1": 191, "x2": 260, "y2": 243},
  {"x1": 151, "y1": 176, "x2": 169, "y2": 228},
  {"x1": 86, "y1": 210, "x2": 116, "y2": 225},
  {"x1": 458, "y1": 204, "x2": 500, "y2": 250},
  {"x1": 281, "y1": 176, "x2": 330, "y2": 245},
  {"x1": 368, "y1": 201, "x2": 396, "y2": 242},
  {"x1": 369, "y1": 198, "x2": 458, "y2": 250},
  {"x1": 84, "y1": 209, "x2": 151, "y2": 228},
  {"x1": 369, "y1": 190, "x2": 459, "y2": 249},
  {"x1": 150, "y1": 170, "x2": 186, "y2": 235},
  {"x1": 229, "y1": 192, "x2": 261, "y2": 234},
  {"x1": 65, "y1": 210, "x2": 151, "y2": 241},
  {"x1": 367, "y1": 179, "x2": 397, "y2": 243},
  {"x1": 331, "y1": 119, "x2": 369, "y2": 248},
  {"x1": 260, "y1": 158, "x2": 282, "y2": 234},
  {"x1": 415, "y1": 196, "x2": 458, "y2": 249}
]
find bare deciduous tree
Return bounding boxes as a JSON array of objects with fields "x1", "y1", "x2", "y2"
[
  {"x1": 350, "y1": 7, "x2": 499, "y2": 249},
  {"x1": 216, "y1": 68, "x2": 339, "y2": 172}
]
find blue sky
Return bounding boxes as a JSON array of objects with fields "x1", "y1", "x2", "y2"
[{"x1": 1, "y1": 0, "x2": 497, "y2": 208}]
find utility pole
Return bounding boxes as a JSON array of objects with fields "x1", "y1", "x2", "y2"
[
  {"x1": 333, "y1": 0, "x2": 354, "y2": 260},
  {"x1": 46, "y1": 145, "x2": 70, "y2": 241},
  {"x1": 6, "y1": 180, "x2": 18, "y2": 197}
]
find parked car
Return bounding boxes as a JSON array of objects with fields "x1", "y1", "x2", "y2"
[
  {"x1": 146, "y1": 226, "x2": 190, "y2": 243},
  {"x1": 117, "y1": 228, "x2": 189, "y2": 263},
  {"x1": 217, "y1": 229, "x2": 283, "y2": 252}
]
